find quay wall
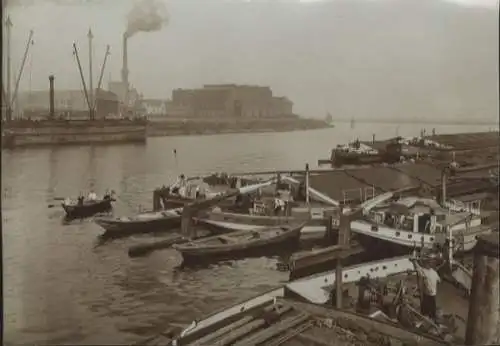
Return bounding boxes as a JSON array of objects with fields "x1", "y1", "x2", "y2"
[{"x1": 146, "y1": 117, "x2": 332, "y2": 137}]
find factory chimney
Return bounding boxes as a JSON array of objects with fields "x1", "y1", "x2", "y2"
[
  {"x1": 121, "y1": 33, "x2": 129, "y2": 106},
  {"x1": 49, "y1": 75, "x2": 55, "y2": 119}
]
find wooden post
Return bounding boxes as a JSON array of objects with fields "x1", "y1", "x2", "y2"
[
  {"x1": 335, "y1": 206, "x2": 347, "y2": 309},
  {"x1": 153, "y1": 189, "x2": 161, "y2": 211},
  {"x1": 324, "y1": 215, "x2": 334, "y2": 245},
  {"x1": 305, "y1": 163, "x2": 310, "y2": 206},
  {"x1": 465, "y1": 233, "x2": 500, "y2": 345},
  {"x1": 181, "y1": 207, "x2": 194, "y2": 239}
]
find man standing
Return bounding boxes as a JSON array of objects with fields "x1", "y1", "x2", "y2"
[{"x1": 411, "y1": 257, "x2": 441, "y2": 321}]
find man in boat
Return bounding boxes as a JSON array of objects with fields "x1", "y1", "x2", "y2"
[
  {"x1": 87, "y1": 190, "x2": 98, "y2": 201},
  {"x1": 411, "y1": 257, "x2": 441, "y2": 321},
  {"x1": 171, "y1": 174, "x2": 187, "y2": 195}
]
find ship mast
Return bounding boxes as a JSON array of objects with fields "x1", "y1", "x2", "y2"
[
  {"x1": 11, "y1": 30, "x2": 34, "y2": 113},
  {"x1": 72, "y1": 42, "x2": 92, "y2": 114},
  {"x1": 5, "y1": 16, "x2": 12, "y2": 121},
  {"x1": 94, "y1": 44, "x2": 111, "y2": 116},
  {"x1": 87, "y1": 28, "x2": 94, "y2": 120}
]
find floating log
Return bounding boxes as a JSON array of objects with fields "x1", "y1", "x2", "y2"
[
  {"x1": 289, "y1": 245, "x2": 363, "y2": 274},
  {"x1": 465, "y1": 232, "x2": 500, "y2": 345},
  {"x1": 128, "y1": 235, "x2": 186, "y2": 257}
]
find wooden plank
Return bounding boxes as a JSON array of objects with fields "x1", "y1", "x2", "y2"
[
  {"x1": 190, "y1": 305, "x2": 277, "y2": 346},
  {"x1": 178, "y1": 299, "x2": 276, "y2": 345},
  {"x1": 264, "y1": 320, "x2": 315, "y2": 346},
  {"x1": 279, "y1": 299, "x2": 448, "y2": 346},
  {"x1": 212, "y1": 306, "x2": 293, "y2": 346},
  {"x1": 233, "y1": 313, "x2": 310, "y2": 346}
]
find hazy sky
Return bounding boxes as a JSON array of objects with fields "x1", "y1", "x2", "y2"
[{"x1": 3, "y1": 0, "x2": 498, "y2": 119}]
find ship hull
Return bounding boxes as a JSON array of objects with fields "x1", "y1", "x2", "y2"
[{"x1": 2, "y1": 119, "x2": 147, "y2": 148}]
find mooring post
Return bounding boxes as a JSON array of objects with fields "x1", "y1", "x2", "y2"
[
  {"x1": 152, "y1": 188, "x2": 161, "y2": 211},
  {"x1": 335, "y1": 206, "x2": 349, "y2": 309},
  {"x1": 324, "y1": 214, "x2": 334, "y2": 245},
  {"x1": 181, "y1": 208, "x2": 193, "y2": 239},
  {"x1": 465, "y1": 232, "x2": 500, "y2": 345},
  {"x1": 305, "y1": 163, "x2": 310, "y2": 206}
]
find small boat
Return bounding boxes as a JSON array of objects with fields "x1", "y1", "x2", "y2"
[
  {"x1": 62, "y1": 197, "x2": 114, "y2": 219},
  {"x1": 173, "y1": 222, "x2": 306, "y2": 263},
  {"x1": 95, "y1": 208, "x2": 182, "y2": 238},
  {"x1": 194, "y1": 207, "x2": 339, "y2": 236}
]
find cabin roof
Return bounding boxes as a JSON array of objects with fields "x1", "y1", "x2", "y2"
[
  {"x1": 344, "y1": 166, "x2": 421, "y2": 192},
  {"x1": 307, "y1": 171, "x2": 376, "y2": 203}
]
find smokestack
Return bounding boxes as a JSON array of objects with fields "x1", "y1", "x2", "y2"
[
  {"x1": 49, "y1": 75, "x2": 55, "y2": 119},
  {"x1": 121, "y1": 33, "x2": 129, "y2": 88},
  {"x1": 121, "y1": 33, "x2": 129, "y2": 109}
]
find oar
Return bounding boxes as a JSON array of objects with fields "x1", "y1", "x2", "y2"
[{"x1": 48, "y1": 197, "x2": 66, "y2": 208}]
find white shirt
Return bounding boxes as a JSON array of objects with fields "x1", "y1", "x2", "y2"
[
  {"x1": 417, "y1": 266, "x2": 440, "y2": 296},
  {"x1": 88, "y1": 192, "x2": 97, "y2": 200}
]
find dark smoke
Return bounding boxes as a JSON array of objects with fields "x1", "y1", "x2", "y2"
[{"x1": 126, "y1": 0, "x2": 169, "y2": 38}]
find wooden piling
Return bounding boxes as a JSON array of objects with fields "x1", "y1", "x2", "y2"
[
  {"x1": 465, "y1": 232, "x2": 500, "y2": 345},
  {"x1": 324, "y1": 215, "x2": 335, "y2": 245},
  {"x1": 335, "y1": 207, "x2": 351, "y2": 309},
  {"x1": 153, "y1": 189, "x2": 162, "y2": 211}
]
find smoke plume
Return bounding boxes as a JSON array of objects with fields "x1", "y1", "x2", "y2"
[{"x1": 126, "y1": 0, "x2": 169, "y2": 38}]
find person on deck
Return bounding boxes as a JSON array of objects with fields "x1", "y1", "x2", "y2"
[
  {"x1": 411, "y1": 257, "x2": 441, "y2": 321},
  {"x1": 87, "y1": 191, "x2": 97, "y2": 200}
]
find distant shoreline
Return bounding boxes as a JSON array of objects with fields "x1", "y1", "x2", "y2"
[{"x1": 146, "y1": 117, "x2": 333, "y2": 137}]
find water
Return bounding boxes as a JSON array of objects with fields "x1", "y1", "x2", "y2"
[{"x1": 2, "y1": 124, "x2": 491, "y2": 345}]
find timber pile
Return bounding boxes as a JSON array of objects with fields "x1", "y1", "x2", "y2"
[{"x1": 164, "y1": 298, "x2": 448, "y2": 346}]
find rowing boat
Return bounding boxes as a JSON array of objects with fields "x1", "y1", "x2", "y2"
[
  {"x1": 173, "y1": 222, "x2": 306, "y2": 263},
  {"x1": 62, "y1": 198, "x2": 114, "y2": 219},
  {"x1": 95, "y1": 208, "x2": 182, "y2": 237}
]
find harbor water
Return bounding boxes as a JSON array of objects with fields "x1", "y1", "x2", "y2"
[{"x1": 2, "y1": 123, "x2": 493, "y2": 345}]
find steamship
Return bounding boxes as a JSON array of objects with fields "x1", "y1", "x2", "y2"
[
  {"x1": 2, "y1": 31, "x2": 147, "y2": 149},
  {"x1": 1, "y1": 78, "x2": 147, "y2": 149}
]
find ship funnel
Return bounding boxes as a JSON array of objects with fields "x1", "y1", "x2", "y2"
[
  {"x1": 121, "y1": 33, "x2": 129, "y2": 99},
  {"x1": 49, "y1": 75, "x2": 55, "y2": 119}
]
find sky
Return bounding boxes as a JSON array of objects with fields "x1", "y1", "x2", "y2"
[{"x1": 2, "y1": 0, "x2": 499, "y2": 119}]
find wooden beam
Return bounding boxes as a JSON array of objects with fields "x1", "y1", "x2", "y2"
[
  {"x1": 233, "y1": 313, "x2": 310, "y2": 346},
  {"x1": 178, "y1": 299, "x2": 275, "y2": 345},
  {"x1": 190, "y1": 305, "x2": 277, "y2": 346},
  {"x1": 264, "y1": 320, "x2": 315, "y2": 346},
  {"x1": 212, "y1": 306, "x2": 293, "y2": 346}
]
